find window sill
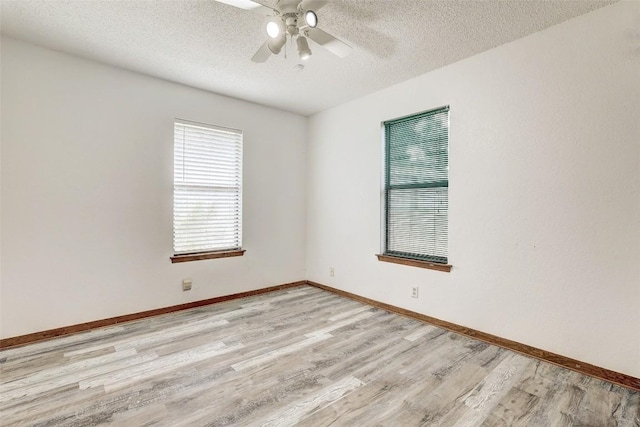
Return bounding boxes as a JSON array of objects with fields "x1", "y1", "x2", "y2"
[
  {"x1": 171, "y1": 250, "x2": 245, "y2": 263},
  {"x1": 376, "y1": 254, "x2": 452, "y2": 273}
]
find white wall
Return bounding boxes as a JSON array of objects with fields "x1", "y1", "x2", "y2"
[
  {"x1": 0, "y1": 37, "x2": 307, "y2": 338},
  {"x1": 306, "y1": 1, "x2": 640, "y2": 378}
]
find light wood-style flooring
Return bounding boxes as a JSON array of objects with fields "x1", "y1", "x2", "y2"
[{"x1": 1, "y1": 285, "x2": 638, "y2": 426}]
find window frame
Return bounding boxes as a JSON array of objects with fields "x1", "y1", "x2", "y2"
[
  {"x1": 379, "y1": 106, "x2": 451, "y2": 272},
  {"x1": 170, "y1": 119, "x2": 244, "y2": 263}
]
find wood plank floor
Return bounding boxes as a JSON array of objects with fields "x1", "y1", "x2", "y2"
[{"x1": 1, "y1": 285, "x2": 638, "y2": 426}]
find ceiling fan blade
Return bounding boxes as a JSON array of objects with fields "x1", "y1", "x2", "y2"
[
  {"x1": 214, "y1": 0, "x2": 273, "y2": 14},
  {"x1": 299, "y1": 0, "x2": 328, "y2": 12},
  {"x1": 251, "y1": 40, "x2": 272, "y2": 63},
  {"x1": 306, "y1": 27, "x2": 351, "y2": 58}
]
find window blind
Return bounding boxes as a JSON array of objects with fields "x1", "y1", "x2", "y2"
[
  {"x1": 173, "y1": 120, "x2": 242, "y2": 255},
  {"x1": 384, "y1": 106, "x2": 449, "y2": 264}
]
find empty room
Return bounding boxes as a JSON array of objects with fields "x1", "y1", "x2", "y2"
[{"x1": 1, "y1": 0, "x2": 639, "y2": 425}]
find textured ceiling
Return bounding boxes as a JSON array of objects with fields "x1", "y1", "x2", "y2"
[{"x1": 0, "y1": 0, "x2": 616, "y2": 116}]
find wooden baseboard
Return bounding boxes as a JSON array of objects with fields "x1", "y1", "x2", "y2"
[
  {"x1": 3, "y1": 279, "x2": 637, "y2": 392},
  {"x1": 0, "y1": 281, "x2": 305, "y2": 350},
  {"x1": 306, "y1": 280, "x2": 640, "y2": 392}
]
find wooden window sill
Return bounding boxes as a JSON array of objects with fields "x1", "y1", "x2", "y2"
[
  {"x1": 376, "y1": 254, "x2": 452, "y2": 272},
  {"x1": 171, "y1": 250, "x2": 245, "y2": 263}
]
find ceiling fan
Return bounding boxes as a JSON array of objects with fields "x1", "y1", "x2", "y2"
[{"x1": 215, "y1": 0, "x2": 352, "y2": 63}]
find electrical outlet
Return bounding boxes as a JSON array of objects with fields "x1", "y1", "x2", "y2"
[
  {"x1": 411, "y1": 286, "x2": 419, "y2": 298},
  {"x1": 182, "y1": 279, "x2": 192, "y2": 291},
  {"x1": 329, "y1": 267, "x2": 335, "y2": 277}
]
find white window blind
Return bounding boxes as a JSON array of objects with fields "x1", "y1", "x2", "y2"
[{"x1": 173, "y1": 120, "x2": 242, "y2": 255}]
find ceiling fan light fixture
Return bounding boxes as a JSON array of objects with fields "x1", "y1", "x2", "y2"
[
  {"x1": 297, "y1": 35, "x2": 312, "y2": 60},
  {"x1": 266, "y1": 20, "x2": 281, "y2": 38},
  {"x1": 268, "y1": 34, "x2": 286, "y2": 54},
  {"x1": 304, "y1": 10, "x2": 318, "y2": 28}
]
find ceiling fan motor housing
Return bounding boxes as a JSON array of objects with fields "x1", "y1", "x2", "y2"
[
  {"x1": 277, "y1": 0, "x2": 300, "y2": 15},
  {"x1": 284, "y1": 15, "x2": 299, "y2": 36}
]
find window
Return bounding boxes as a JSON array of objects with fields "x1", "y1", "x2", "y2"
[
  {"x1": 381, "y1": 106, "x2": 449, "y2": 269},
  {"x1": 172, "y1": 119, "x2": 243, "y2": 262}
]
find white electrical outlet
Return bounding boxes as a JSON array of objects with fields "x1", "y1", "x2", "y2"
[
  {"x1": 411, "y1": 286, "x2": 419, "y2": 298},
  {"x1": 329, "y1": 267, "x2": 335, "y2": 277},
  {"x1": 182, "y1": 279, "x2": 192, "y2": 291}
]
